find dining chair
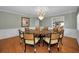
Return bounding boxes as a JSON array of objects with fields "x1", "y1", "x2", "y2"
[
  {"x1": 43, "y1": 33, "x2": 60, "y2": 53},
  {"x1": 34, "y1": 26, "x2": 40, "y2": 37},
  {"x1": 18, "y1": 30, "x2": 24, "y2": 44},
  {"x1": 43, "y1": 26, "x2": 48, "y2": 34},
  {"x1": 58, "y1": 26, "x2": 64, "y2": 45},
  {"x1": 25, "y1": 27, "x2": 30, "y2": 33},
  {"x1": 52, "y1": 26, "x2": 58, "y2": 33},
  {"x1": 23, "y1": 33, "x2": 40, "y2": 53}
]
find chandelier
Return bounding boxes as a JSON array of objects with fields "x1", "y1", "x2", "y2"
[{"x1": 36, "y1": 7, "x2": 48, "y2": 20}]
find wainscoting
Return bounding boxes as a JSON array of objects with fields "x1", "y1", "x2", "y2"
[
  {"x1": 0, "y1": 28, "x2": 77, "y2": 39},
  {"x1": 64, "y1": 28, "x2": 77, "y2": 38},
  {"x1": 0, "y1": 28, "x2": 19, "y2": 39}
]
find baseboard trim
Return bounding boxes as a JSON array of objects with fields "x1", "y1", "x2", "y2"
[
  {"x1": 64, "y1": 36, "x2": 76, "y2": 39},
  {"x1": 0, "y1": 36, "x2": 19, "y2": 40}
]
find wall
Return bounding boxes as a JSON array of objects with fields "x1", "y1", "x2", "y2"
[
  {"x1": 77, "y1": 7, "x2": 79, "y2": 45},
  {"x1": 0, "y1": 11, "x2": 39, "y2": 29},
  {"x1": 41, "y1": 12, "x2": 77, "y2": 38},
  {"x1": 0, "y1": 11, "x2": 39, "y2": 39},
  {"x1": 64, "y1": 12, "x2": 77, "y2": 29},
  {"x1": 77, "y1": 30, "x2": 79, "y2": 45},
  {"x1": 0, "y1": 11, "x2": 77, "y2": 39},
  {"x1": 30, "y1": 17, "x2": 39, "y2": 28},
  {"x1": 0, "y1": 11, "x2": 21, "y2": 29},
  {"x1": 41, "y1": 12, "x2": 77, "y2": 29},
  {"x1": 64, "y1": 12, "x2": 77, "y2": 38},
  {"x1": 40, "y1": 17, "x2": 52, "y2": 27}
]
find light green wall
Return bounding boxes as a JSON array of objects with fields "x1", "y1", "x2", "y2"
[
  {"x1": 41, "y1": 12, "x2": 77, "y2": 29},
  {"x1": 40, "y1": 17, "x2": 52, "y2": 27},
  {"x1": 0, "y1": 11, "x2": 38, "y2": 29},
  {"x1": 64, "y1": 12, "x2": 77, "y2": 29},
  {"x1": 30, "y1": 17, "x2": 37, "y2": 27},
  {"x1": 77, "y1": 7, "x2": 79, "y2": 30},
  {"x1": 77, "y1": 7, "x2": 79, "y2": 45},
  {"x1": 0, "y1": 11, "x2": 21, "y2": 29},
  {"x1": 0, "y1": 11, "x2": 77, "y2": 29}
]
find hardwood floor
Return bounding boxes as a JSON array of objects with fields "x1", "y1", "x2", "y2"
[{"x1": 0, "y1": 36, "x2": 79, "y2": 53}]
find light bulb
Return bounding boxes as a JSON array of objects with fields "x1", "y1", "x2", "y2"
[{"x1": 38, "y1": 16, "x2": 44, "y2": 20}]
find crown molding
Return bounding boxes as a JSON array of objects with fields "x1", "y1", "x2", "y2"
[
  {"x1": 0, "y1": 7, "x2": 77, "y2": 17},
  {"x1": 0, "y1": 9, "x2": 25, "y2": 16}
]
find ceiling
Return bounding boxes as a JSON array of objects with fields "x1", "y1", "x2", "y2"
[{"x1": 0, "y1": 6, "x2": 78, "y2": 17}]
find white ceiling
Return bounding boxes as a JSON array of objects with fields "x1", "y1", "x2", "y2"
[{"x1": 0, "y1": 6, "x2": 78, "y2": 17}]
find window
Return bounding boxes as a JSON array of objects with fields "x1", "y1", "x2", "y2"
[{"x1": 51, "y1": 16, "x2": 64, "y2": 27}]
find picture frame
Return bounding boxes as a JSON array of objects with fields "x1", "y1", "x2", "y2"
[{"x1": 21, "y1": 17, "x2": 30, "y2": 27}]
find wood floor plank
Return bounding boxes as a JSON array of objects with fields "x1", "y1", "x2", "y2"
[{"x1": 0, "y1": 36, "x2": 79, "y2": 53}]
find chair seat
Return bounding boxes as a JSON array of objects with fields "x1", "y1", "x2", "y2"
[
  {"x1": 43, "y1": 37, "x2": 50, "y2": 43},
  {"x1": 43, "y1": 37, "x2": 58, "y2": 44},
  {"x1": 25, "y1": 38, "x2": 40, "y2": 45},
  {"x1": 51, "y1": 39, "x2": 58, "y2": 44}
]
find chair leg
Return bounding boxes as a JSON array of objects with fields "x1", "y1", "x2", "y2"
[
  {"x1": 48, "y1": 47, "x2": 51, "y2": 53},
  {"x1": 60, "y1": 38, "x2": 63, "y2": 45},
  {"x1": 57, "y1": 47, "x2": 59, "y2": 52},
  {"x1": 34, "y1": 48, "x2": 36, "y2": 53},
  {"x1": 61, "y1": 39, "x2": 63, "y2": 45},
  {"x1": 57, "y1": 43, "x2": 59, "y2": 52},
  {"x1": 34, "y1": 45, "x2": 36, "y2": 53},
  {"x1": 24, "y1": 44, "x2": 26, "y2": 53},
  {"x1": 48, "y1": 44, "x2": 51, "y2": 53}
]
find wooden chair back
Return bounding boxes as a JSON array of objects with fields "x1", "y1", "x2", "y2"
[
  {"x1": 51, "y1": 33, "x2": 59, "y2": 40},
  {"x1": 35, "y1": 26, "x2": 40, "y2": 34},
  {"x1": 24, "y1": 33, "x2": 34, "y2": 40}
]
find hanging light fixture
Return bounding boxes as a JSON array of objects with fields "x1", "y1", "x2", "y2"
[
  {"x1": 38, "y1": 15, "x2": 44, "y2": 20},
  {"x1": 36, "y1": 7, "x2": 48, "y2": 20}
]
